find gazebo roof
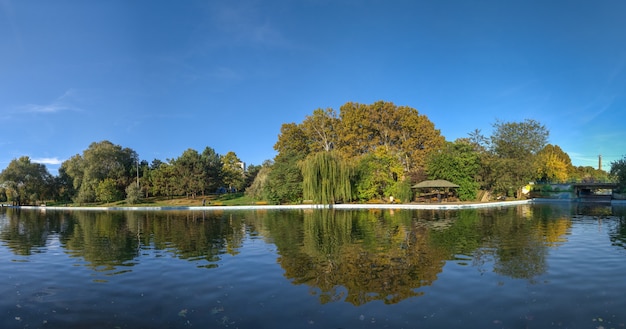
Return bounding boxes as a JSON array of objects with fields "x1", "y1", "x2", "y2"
[{"x1": 412, "y1": 179, "x2": 460, "y2": 189}]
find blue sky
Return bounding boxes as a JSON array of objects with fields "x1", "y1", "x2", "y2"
[{"x1": 1, "y1": 0, "x2": 625, "y2": 174}]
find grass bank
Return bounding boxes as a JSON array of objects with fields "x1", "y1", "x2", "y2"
[{"x1": 46, "y1": 193, "x2": 258, "y2": 208}]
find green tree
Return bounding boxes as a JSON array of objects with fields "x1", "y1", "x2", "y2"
[
  {"x1": 610, "y1": 157, "x2": 626, "y2": 193},
  {"x1": 150, "y1": 162, "x2": 177, "y2": 198},
  {"x1": 427, "y1": 140, "x2": 480, "y2": 201},
  {"x1": 171, "y1": 149, "x2": 206, "y2": 198},
  {"x1": 265, "y1": 156, "x2": 303, "y2": 204},
  {"x1": 245, "y1": 162, "x2": 272, "y2": 200},
  {"x1": 491, "y1": 119, "x2": 548, "y2": 158},
  {"x1": 265, "y1": 123, "x2": 309, "y2": 203},
  {"x1": 125, "y1": 183, "x2": 142, "y2": 204},
  {"x1": 490, "y1": 119, "x2": 549, "y2": 198},
  {"x1": 0, "y1": 156, "x2": 54, "y2": 205},
  {"x1": 221, "y1": 151, "x2": 244, "y2": 192},
  {"x1": 61, "y1": 141, "x2": 137, "y2": 203},
  {"x1": 355, "y1": 148, "x2": 404, "y2": 201},
  {"x1": 243, "y1": 163, "x2": 262, "y2": 190},
  {"x1": 200, "y1": 146, "x2": 223, "y2": 193},
  {"x1": 572, "y1": 165, "x2": 609, "y2": 183},
  {"x1": 300, "y1": 151, "x2": 354, "y2": 204},
  {"x1": 96, "y1": 178, "x2": 122, "y2": 203}
]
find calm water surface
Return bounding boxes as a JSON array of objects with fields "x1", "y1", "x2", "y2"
[{"x1": 1, "y1": 204, "x2": 626, "y2": 329}]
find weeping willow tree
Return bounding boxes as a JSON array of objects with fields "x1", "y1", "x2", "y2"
[{"x1": 300, "y1": 151, "x2": 354, "y2": 204}]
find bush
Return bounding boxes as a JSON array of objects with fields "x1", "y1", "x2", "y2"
[
  {"x1": 125, "y1": 184, "x2": 142, "y2": 205},
  {"x1": 96, "y1": 179, "x2": 122, "y2": 203}
]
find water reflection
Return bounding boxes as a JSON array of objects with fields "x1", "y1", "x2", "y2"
[{"x1": 2, "y1": 204, "x2": 626, "y2": 306}]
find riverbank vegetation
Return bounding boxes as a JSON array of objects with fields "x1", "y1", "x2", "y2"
[{"x1": 0, "y1": 100, "x2": 619, "y2": 206}]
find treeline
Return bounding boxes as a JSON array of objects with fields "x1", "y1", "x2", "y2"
[
  {"x1": 0, "y1": 100, "x2": 621, "y2": 205},
  {"x1": 0, "y1": 141, "x2": 258, "y2": 206},
  {"x1": 246, "y1": 101, "x2": 613, "y2": 204}
]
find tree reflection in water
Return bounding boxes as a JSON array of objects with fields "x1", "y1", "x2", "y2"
[{"x1": 3, "y1": 204, "x2": 626, "y2": 307}]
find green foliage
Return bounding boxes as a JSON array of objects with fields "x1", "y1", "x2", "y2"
[
  {"x1": 391, "y1": 178, "x2": 413, "y2": 203},
  {"x1": 338, "y1": 101, "x2": 444, "y2": 174},
  {"x1": 0, "y1": 156, "x2": 54, "y2": 205},
  {"x1": 125, "y1": 183, "x2": 142, "y2": 204},
  {"x1": 169, "y1": 147, "x2": 223, "y2": 198},
  {"x1": 269, "y1": 101, "x2": 444, "y2": 203},
  {"x1": 221, "y1": 151, "x2": 245, "y2": 191},
  {"x1": 487, "y1": 119, "x2": 549, "y2": 198},
  {"x1": 427, "y1": 141, "x2": 480, "y2": 201},
  {"x1": 355, "y1": 148, "x2": 404, "y2": 201},
  {"x1": 265, "y1": 154, "x2": 304, "y2": 204},
  {"x1": 611, "y1": 157, "x2": 626, "y2": 193},
  {"x1": 300, "y1": 151, "x2": 354, "y2": 204},
  {"x1": 245, "y1": 164, "x2": 271, "y2": 201},
  {"x1": 149, "y1": 162, "x2": 177, "y2": 198},
  {"x1": 96, "y1": 178, "x2": 122, "y2": 203},
  {"x1": 61, "y1": 141, "x2": 137, "y2": 203},
  {"x1": 572, "y1": 165, "x2": 609, "y2": 183},
  {"x1": 491, "y1": 119, "x2": 548, "y2": 158}
]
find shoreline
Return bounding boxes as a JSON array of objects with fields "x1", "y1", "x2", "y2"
[
  {"x1": 13, "y1": 199, "x2": 534, "y2": 211},
  {"x1": 10, "y1": 199, "x2": 626, "y2": 212}
]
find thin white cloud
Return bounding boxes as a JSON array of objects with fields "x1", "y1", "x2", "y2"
[
  {"x1": 21, "y1": 103, "x2": 73, "y2": 113},
  {"x1": 574, "y1": 94, "x2": 616, "y2": 125},
  {"x1": 567, "y1": 151, "x2": 598, "y2": 167},
  {"x1": 17, "y1": 88, "x2": 82, "y2": 114},
  {"x1": 32, "y1": 157, "x2": 64, "y2": 165}
]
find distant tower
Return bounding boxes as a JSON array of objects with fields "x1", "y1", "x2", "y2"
[{"x1": 598, "y1": 154, "x2": 602, "y2": 171}]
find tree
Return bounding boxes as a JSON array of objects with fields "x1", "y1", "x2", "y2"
[
  {"x1": 490, "y1": 119, "x2": 549, "y2": 198},
  {"x1": 243, "y1": 163, "x2": 262, "y2": 190},
  {"x1": 245, "y1": 162, "x2": 272, "y2": 200},
  {"x1": 491, "y1": 119, "x2": 548, "y2": 158},
  {"x1": 221, "y1": 151, "x2": 244, "y2": 192},
  {"x1": 61, "y1": 141, "x2": 137, "y2": 203},
  {"x1": 150, "y1": 162, "x2": 177, "y2": 198},
  {"x1": 300, "y1": 151, "x2": 354, "y2": 204},
  {"x1": 355, "y1": 147, "x2": 404, "y2": 201},
  {"x1": 572, "y1": 165, "x2": 609, "y2": 183},
  {"x1": 337, "y1": 101, "x2": 444, "y2": 174},
  {"x1": 427, "y1": 140, "x2": 480, "y2": 201},
  {"x1": 125, "y1": 183, "x2": 142, "y2": 204},
  {"x1": 96, "y1": 178, "x2": 122, "y2": 203},
  {"x1": 201, "y1": 146, "x2": 223, "y2": 193},
  {"x1": 265, "y1": 155, "x2": 303, "y2": 204},
  {"x1": 301, "y1": 108, "x2": 339, "y2": 152},
  {"x1": 535, "y1": 144, "x2": 573, "y2": 183},
  {"x1": 171, "y1": 149, "x2": 206, "y2": 198},
  {"x1": 610, "y1": 157, "x2": 626, "y2": 193},
  {"x1": 265, "y1": 124, "x2": 309, "y2": 204},
  {"x1": 268, "y1": 101, "x2": 445, "y2": 204},
  {"x1": 0, "y1": 156, "x2": 54, "y2": 205}
]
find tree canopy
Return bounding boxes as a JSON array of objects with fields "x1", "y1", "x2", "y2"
[
  {"x1": 0, "y1": 101, "x2": 607, "y2": 205},
  {"x1": 0, "y1": 156, "x2": 53, "y2": 205},
  {"x1": 261, "y1": 100, "x2": 445, "y2": 203}
]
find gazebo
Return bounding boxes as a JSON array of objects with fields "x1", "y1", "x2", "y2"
[{"x1": 412, "y1": 179, "x2": 460, "y2": 202}]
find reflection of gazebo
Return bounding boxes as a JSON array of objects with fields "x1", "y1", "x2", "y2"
[{"x1": 412, "y1": 180, "x2": 460, "y2": 202}]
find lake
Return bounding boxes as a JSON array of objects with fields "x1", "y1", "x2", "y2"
[{"x1": 1, "y1": 203, "x2": 626, "y2": 329}]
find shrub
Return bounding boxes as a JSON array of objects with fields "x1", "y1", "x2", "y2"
[{"x1": 125, "y1": 183, "x2": 142, "y2": 205}]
